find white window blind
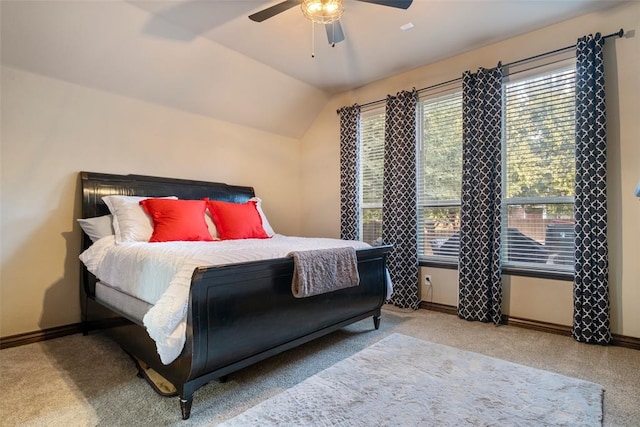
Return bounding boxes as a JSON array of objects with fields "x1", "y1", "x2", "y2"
[
  {"x1": 418, "y1": 89, "x2": 463, "y2": 260},
  {"x1": 359, "y1": 107, "x2": 385, "y2": 244},
  {"x1": 503, "y1": 65, "x2": 576, "y2": 272}
]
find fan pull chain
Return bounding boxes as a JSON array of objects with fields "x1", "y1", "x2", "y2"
[
  {"x1": 311, "y1": 21, "x2": 315, "y2": 58},
  {"x1": 332, "y1": 22, "x2": 336, "y2": 48}
]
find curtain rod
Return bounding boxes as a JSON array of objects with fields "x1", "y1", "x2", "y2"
[{"x1": 357, "y1": 28, "x2": 624, "y2": 110}]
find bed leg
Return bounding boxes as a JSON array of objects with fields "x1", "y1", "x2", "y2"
[
  {"x1": 219, "y1": 375, "x2": 229, "y2": 383},
  {"x1": 81, "y1": 313, "x2": 89, "y2": 336},
  {"x1": 373, "y1": 314, "x2": 381, "y2": 330},
  {"x1": 179, "y1": 397, "x2": 193, "y2": 420}
]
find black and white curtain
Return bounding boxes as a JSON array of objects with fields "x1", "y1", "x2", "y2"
[
  {"x1": 573, "y1": 33, "x2": 611, "y2": 344},
  {"x1": 458, "y1": 67, "x2": 503, "y2": 325},
  {"x1": 338, "y1": 105, "x2": 361, "y2": 241},
  {"x1": 383, "y1": 90, "x2": 420, "y2": 309}
]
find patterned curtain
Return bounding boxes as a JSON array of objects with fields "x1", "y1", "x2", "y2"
[
  {"x1": 573, "y1": 33, "x2": 611, "y2": 344},
  {"x1": 383, "y1": 90, "x2": 420, "y2": 309},
  {"x1": 338, "y1": 105, "x2": 361, "y2": 241},
  {"x1": 458, "y1": 67, "x2": 503, "y2": 325}
]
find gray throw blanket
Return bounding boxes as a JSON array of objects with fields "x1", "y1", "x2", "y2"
[{"x1": 288, "y1": 247, "x2": 360, "y2": 298}]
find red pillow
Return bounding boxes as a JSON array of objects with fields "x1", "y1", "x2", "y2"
[
  {"x1": 140, "y1": 199, "x2": 213, "y2": 242},
  {"x1": 205, "y1": 199, "x2": 270, "y2": 240}
]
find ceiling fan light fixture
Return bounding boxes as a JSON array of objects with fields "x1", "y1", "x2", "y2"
[{"x1": 301, "y1": 0, "x2": 344, "y2": 24}]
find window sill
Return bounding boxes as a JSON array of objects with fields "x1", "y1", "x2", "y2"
[
  {"x1": 419, "y1": 259, "x2": 458, "y2": 270},
  {"x1": 419, "y1": 259, "x2": 574, "y2": 281},
  {"x1": 501, "y1": 266, "x2": 574, "y2": 281}
]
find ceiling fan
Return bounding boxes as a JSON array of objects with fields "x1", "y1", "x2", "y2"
[{"x1": 249, "y1": 0, "x2": 413, "y2": 46}]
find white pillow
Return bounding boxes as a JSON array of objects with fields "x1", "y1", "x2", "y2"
[
  {"x1": 77, "y1": 215, "x2": 114, "y2": 243},
  {"x1": 204, "y1": 210, "x2": 219, "y2": 239},
  {"x1": 102, "y1": 195, "x2": 177, "y2": 243},
  {"x1": 250, "y1": 197, "x2": 276, "y2": 237}
]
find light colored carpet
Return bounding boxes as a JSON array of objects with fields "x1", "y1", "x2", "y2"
[
  {"x1": 220, "y1": 333, "x2": 603, "y2": 426},
  {"x1": 1, "y1": 309, "x2": 638, "y2": 426}
]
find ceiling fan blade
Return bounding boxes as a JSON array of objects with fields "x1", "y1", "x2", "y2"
[
  {"x1": 248, "y1": 0, "x2": 301, "y2": 22},
  {"x1": 325, "y1": 21, "x2": 345, "y2": 46},
  {"x1": 354, "y1": 0, "x2": 413, "y2": 9}
]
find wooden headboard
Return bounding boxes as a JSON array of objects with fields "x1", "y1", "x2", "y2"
[{"x1": 80, "y1": 171, "x2": 255, "y2": 219}]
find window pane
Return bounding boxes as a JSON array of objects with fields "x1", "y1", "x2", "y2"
[
  {"x1": 361, "y1": 110, "x2": 385, "y2": 206},
  {"x1": 504, "y1": 204, "x2": 574, "y2": 270},
  {"x1": 421, "y1": 92, "x2": 463, "y2": 201},
  {"x1": 362, "y1": 207, "x2": 382, "y2": 245},
  {"x1": 421, "y1": 206, "x2": 460, "y2": 258},
  {"x1": 359, "y1": 108, "x2": 385, "y2": 244},
  {"x1": 505, "y1": 68, "x2": 576, "y2": 199}
]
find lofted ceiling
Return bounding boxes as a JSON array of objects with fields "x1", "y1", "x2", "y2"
[
  {"x1": 1, "y1": 1, "x2": 625, "y2": 138},
  {"x1": 132, "y1": 0, "x2": 623, "y2": 93}
]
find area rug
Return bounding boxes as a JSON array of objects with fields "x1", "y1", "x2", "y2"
[{"x1": 219, "y1": 333, "x2": 603, "y2": 426}]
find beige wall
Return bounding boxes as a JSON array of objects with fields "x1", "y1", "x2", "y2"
[
  {"x1": 420, "y1": 268, "x2": 575, "y2": 327},
  {"x1": 0, "y1": 67, "x2": 301, "y2": 337},
  {"x1": 300, "y1": 2, "x2": 640, "y2": 338},
  {"x1": 1, "y1": 2, "x2": 638, "y2": 340}
]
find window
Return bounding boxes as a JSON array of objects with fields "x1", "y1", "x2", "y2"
[
  {"x1": 502, "y1": 65, "x2": 576, "y2": 273},
  {"x1": 418, "y1": 88, "x2": 463, "y2": 262},
  {"x1": 359, "y1": 107, "x2": 385, "y2": 245}
]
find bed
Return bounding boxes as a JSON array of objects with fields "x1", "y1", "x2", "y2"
[{"x1": 79, "y1": 171, "x2": 392, "y2": 420}]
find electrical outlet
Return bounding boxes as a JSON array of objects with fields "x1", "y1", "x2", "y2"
[{"x1": 424, "y1": 275, "x2": 432, "y2": 285}]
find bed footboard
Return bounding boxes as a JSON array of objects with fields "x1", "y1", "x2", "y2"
[{"x1": 189, "y1": 245, "x2": 390, "y2": 376}]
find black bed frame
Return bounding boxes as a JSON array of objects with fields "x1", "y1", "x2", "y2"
[{"x1": 79, "y1": 171, "x2": 391, "y2": 420}]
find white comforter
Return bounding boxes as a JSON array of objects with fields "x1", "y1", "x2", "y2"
[{"x1": 79, "y1": 235, "x2": 372, "y2": 364}]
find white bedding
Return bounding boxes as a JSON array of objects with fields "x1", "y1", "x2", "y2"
[{"x1": 80, "y1": 235, "x2": 374, "y2": 364}]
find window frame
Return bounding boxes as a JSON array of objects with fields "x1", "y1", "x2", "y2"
[
  {"x1": 500, "y1": 61, "x2": 577, "y2": 280},
  {"x1": 358, "y1": 106, "x2": 385, "y2": 245}
]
